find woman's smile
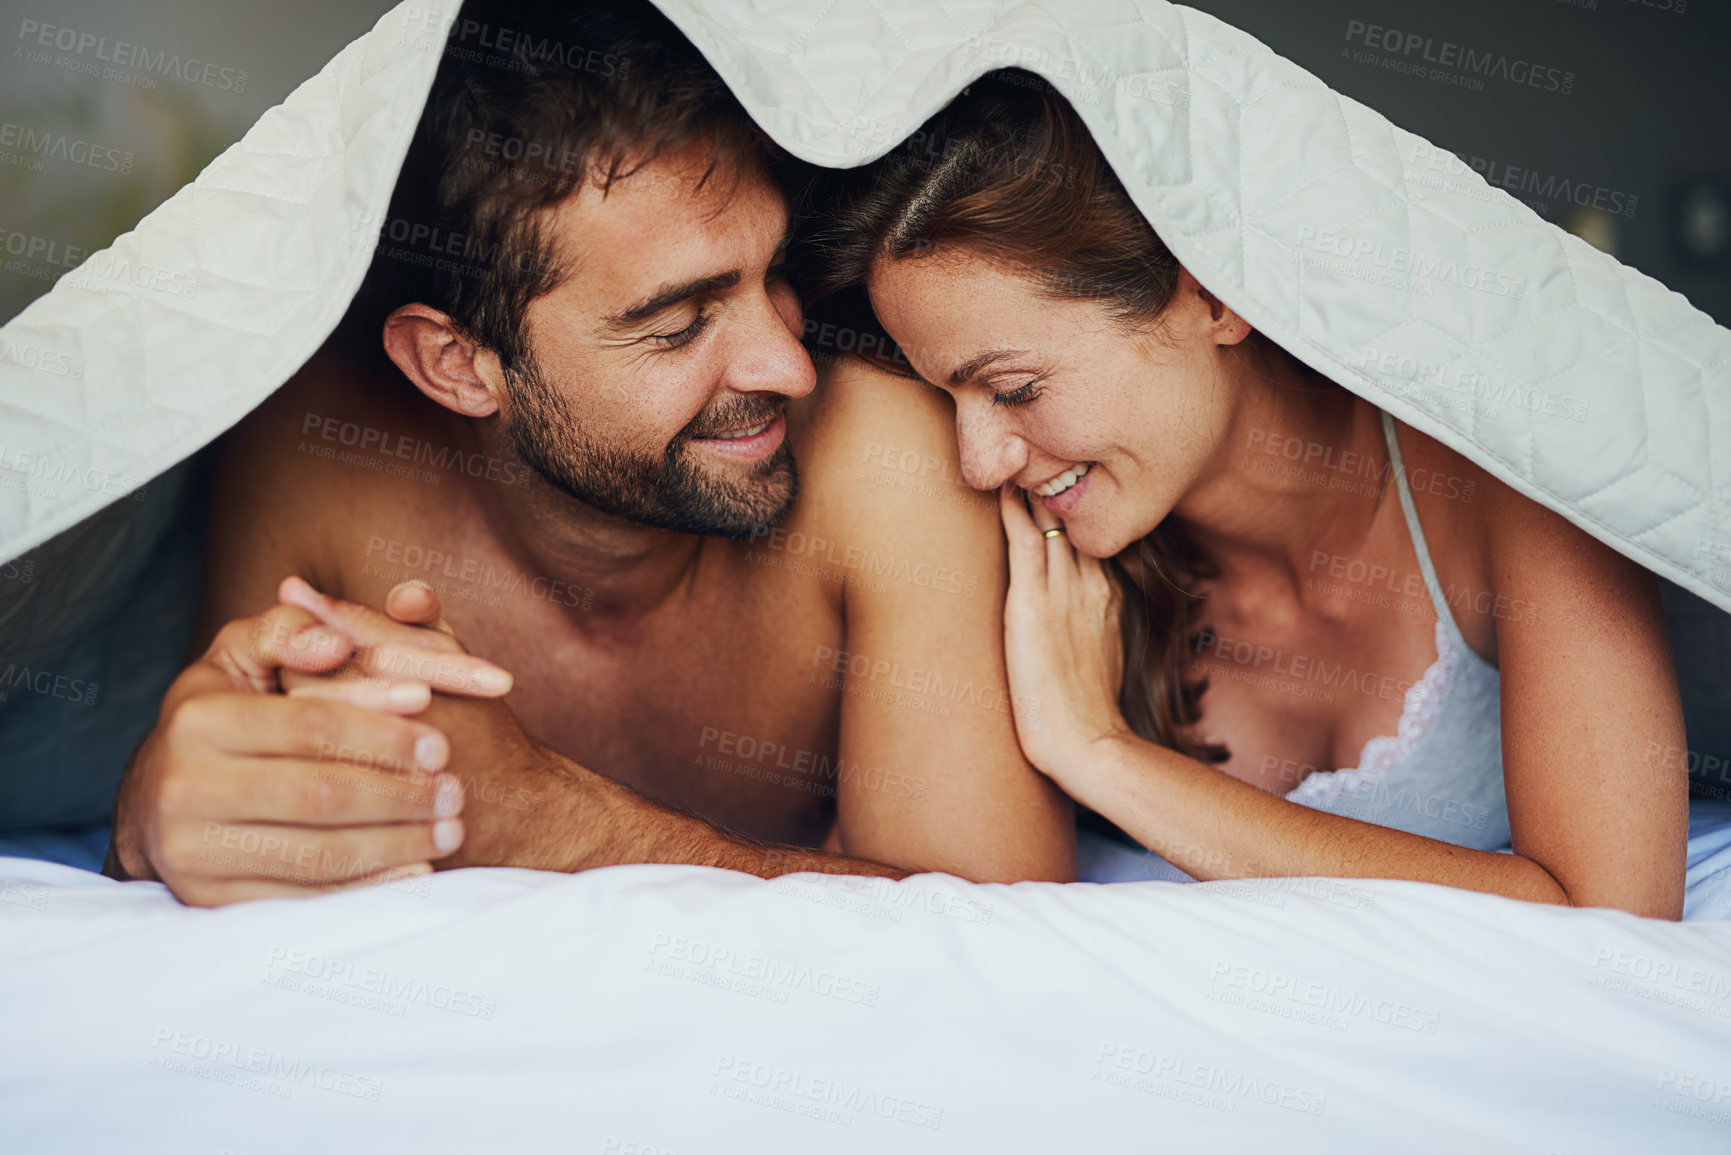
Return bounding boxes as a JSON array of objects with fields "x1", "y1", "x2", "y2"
[{"x1": 1029, "y1": 460, "x2": 1093, "y2": 515}]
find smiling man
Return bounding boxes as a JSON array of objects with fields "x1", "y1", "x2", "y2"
[{"x1": 103, "y1": 0, "x2": 1071, "y2": 903}]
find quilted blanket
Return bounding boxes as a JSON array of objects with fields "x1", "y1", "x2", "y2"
[{"x1": 0, "y1": 0, "x2": 1726, "y2": 614}]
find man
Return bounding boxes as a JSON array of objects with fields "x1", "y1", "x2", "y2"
[{"x1": 105, "y1": 0, "x2": 1072, "y2": 904}]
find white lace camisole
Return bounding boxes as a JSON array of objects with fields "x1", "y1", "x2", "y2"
[{"x1": 1281, "y1": 411, "x2": 1511, "y2": 851}]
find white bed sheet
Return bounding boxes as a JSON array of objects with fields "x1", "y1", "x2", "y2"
[{"x1": 4, "y1": 851, "x2": 1731, "y2": 1153}]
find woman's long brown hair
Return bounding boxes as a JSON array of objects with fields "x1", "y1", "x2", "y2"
[{"x1": 806, "y1": 69, "x2": 1242, "y2": 761}]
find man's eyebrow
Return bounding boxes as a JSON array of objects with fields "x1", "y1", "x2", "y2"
[
  {"x1": 949, "y1": 349, "x2": 1030, "y2": 387},
  {"x1": 604, "y1": 215, "x2": 795, "y2": 331},
  {"x1": 606, "y1": 270, "x2": 742, "y2": 329}
]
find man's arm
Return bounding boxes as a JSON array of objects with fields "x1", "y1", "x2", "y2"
[
  {"x1": 263, "y1": 578, "x2": 897, "y2": 877},
  {"x1": 273, "y1": 583, "x2": 907, "y2": 879},
  {"x1": 790, "y1": 356, "x2": 1074, "y2": 881},
  {"x1": 421, "y1": 686, "x2": 905, "y2": 879},
  {"x1": 118, "y1": 577, "x2": 906, "y2": 903}
]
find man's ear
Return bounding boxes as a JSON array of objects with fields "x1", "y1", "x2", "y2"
[
  {"x1": 1174, "y1": 266, "x2": 1253, "y2": 348},
  {"x1": 381, "y1": 304, "x2": 505, "y2": 418}
]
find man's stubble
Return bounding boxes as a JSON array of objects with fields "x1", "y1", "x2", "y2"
[{"x1": 502, "y1": 350, "x2": 800, "y2": 539}]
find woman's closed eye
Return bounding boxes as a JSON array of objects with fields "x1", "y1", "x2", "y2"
[{"x1": 990, "y1": 377, "x2": 1046, "y2": 408}]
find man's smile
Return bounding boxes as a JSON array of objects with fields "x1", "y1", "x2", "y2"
[{"x1": 688, "y1": 410, "x2": 786, "y2": 460}]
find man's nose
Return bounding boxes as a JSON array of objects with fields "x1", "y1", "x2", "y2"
[
  {"x1": 955, "y1": 401, "x2": 1028, "y2": 492},
  {"x1": 717, "y1": 284, "x2": 817, "y2": 401}
]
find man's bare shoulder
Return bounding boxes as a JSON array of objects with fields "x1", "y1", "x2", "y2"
[
  {"x1": 230, "y1": 348, "x2": 442, "y2": 475},
  {"x1": 788, "y1": 354, "x2": 998, "y2": 536},
  {"x1": 206, "y1": 348, "x2": 459, "y2": 608}
]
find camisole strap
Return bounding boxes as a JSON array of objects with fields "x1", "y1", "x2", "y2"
[{"x1": 1380, "y1": 410, "x2": 1468, "y2": 648}]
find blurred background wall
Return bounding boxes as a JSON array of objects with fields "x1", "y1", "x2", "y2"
[
  {"x1": 0, "y1": 0, "x2": 398, "y2": 325},
  {"x1": 1, "y1": 0, "x2": 1726, "y2": 327}
]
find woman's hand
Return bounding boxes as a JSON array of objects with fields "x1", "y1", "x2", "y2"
[
  {"x1": 998, "y1": 484, "x2": 1132, "y2": 784},
  {"x1": 272, "y1": 576, "x2": 512, "y2": 709}
]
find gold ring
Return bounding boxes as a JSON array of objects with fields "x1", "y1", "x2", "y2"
[{"x1": 1043, "y1": 527, "x2": 1065, "y2": 539}]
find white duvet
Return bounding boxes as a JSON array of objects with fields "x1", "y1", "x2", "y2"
[
  {"x1": 2, "y1": 0, "x2": 1730, "y2": 1146},
  {"x1": 3, "y1": 839, "x2": 1731, "y2": 1153}
]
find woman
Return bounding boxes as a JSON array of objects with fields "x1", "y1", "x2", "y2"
[{"x1": 812, "y1": 72, "x2": 1689, "y2": 917}]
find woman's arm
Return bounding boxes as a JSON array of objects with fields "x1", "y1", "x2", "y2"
[
  {"x1": 1056, "y1": 733, "x2": 1594, "y2": 905},
  {"x1": 1481, "y1": 472, "x2": 1688, "y2": 917},
  {"x1": 998, "y1": 479, "x2": 1689, "y2": 918}
]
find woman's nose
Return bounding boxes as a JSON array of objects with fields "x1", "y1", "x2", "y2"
[{"x1": 955, "y1": 403, "x2": 1026, "y2": 492}]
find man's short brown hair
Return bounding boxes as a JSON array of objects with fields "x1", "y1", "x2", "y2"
[{"x1": 360, "y1": 0, "x2": 773, "y2": 371}]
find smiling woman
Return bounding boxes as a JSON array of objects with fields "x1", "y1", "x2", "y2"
[
  {"x1": 809, "y1": 71, "x2": 1325, "y2": 762},
  {"x1": 812, "y1": 70, "x2": 1693, "y2": 918}
]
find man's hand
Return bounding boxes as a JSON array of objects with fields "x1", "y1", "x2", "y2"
[
  {"x1": 105, "y1": 577, "x2": 513, "y2": 906},
  {"x1": 283, "y1": 585, "x2": 912, "y2": 882}
]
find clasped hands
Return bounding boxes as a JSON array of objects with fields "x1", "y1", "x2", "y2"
[{"x1": 107, "y1": 576, "x2": 537, "y2": 905}]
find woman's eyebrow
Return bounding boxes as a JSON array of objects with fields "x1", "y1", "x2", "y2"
[{"x1": 949, "y1": 349, "x2": 1029, "y2": 387}]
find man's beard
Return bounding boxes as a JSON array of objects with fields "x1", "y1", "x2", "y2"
[{"x1": 502, "y1": 353, "x2": 799, "y2": 538}]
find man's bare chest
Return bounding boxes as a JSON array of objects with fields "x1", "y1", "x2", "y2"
[{"x1": 398, "y1": 554, "x2": 847, "y2": 845}]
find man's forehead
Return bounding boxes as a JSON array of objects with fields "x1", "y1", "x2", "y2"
[{"x1": 537, "y1": 145, "x2": 788, "y2": 312}]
